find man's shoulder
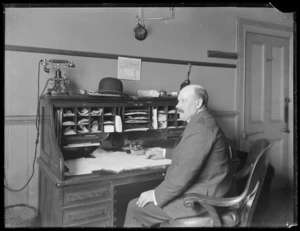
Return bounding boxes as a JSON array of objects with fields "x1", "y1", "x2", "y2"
[
  {"x1": 185, "y1": 113, "x2": 219, "y2": 134},
  {"x1": 194, "y1": 111, "x2": 217, "y2": 126},
  {"x1": 185, "y1": 118, "x2": 215, "y2": 134}
]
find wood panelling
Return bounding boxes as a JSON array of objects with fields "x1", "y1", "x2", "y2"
[
  {"x1": 270, "y1": 46, "x2": 285, "y2": 122},
  {"x1": 28, "y1": 124, "x2": 40, "y2": 208},
  {"x1": 4, "y1": 115, "x2": 37, "y2": 124},
  {"x1": 249, "y1": 43, "x2": 264, "y2": 123},
  {"x1": 4, "y1": 122, "x2": 40, "y2": 209},
  {"x1": 5, "y1": 124, "x2": 29, "y2": 204}
]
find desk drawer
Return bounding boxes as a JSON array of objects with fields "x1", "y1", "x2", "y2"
[
  {"x1": 63, "y1": 202, "x2": 111, "y2": 226},
  {"x1": 73, "y1": 219, "x2": 111, "y2": 227},
  {"x1": 63, "y1": 183, "x2": 111, "y2": 207}
]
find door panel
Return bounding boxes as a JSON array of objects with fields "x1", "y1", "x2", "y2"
[
  {"x1": 248, "y1": 42, "x2": 264, "y2": 124},
  {"x1": 244, "y1": 32, "x2": 290, "y2": 190}
]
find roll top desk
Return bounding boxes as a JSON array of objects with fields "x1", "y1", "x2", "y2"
[{"x1": 38, "y1": 95, "x2": 185, "y2": 227}]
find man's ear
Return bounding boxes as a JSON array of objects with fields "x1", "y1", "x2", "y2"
[{"x1": 196, "y1": 98, "x2": 203, "y2": 109}]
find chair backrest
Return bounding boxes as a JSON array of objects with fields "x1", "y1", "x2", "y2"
[
  {"x1": 236, "y1": 139, "x2": 272, "y2": 179},
  {"x1": 238, "y1": 139, "x2": 273, "y2": 227}
]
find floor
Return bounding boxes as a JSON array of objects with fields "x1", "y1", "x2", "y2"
[{"x1": 251, "y1": 188, "x2": 296, "y2": 228}]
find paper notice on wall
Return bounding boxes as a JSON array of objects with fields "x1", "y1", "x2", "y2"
[{"x1": 117, "y1": 57, "x2": 141, "y2": 81}]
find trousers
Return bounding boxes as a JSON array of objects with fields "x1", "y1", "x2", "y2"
[{"x1": 123, "y1": 198, "x2": 171, "y2": 227}]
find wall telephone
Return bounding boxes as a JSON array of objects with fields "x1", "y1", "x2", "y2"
[{"x1": 40, "y1": 59, "x2": 75, "y2": 95}]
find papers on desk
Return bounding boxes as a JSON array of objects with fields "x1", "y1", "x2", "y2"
[{"x1": 64, "y1": 151, "x2": 171, "y2": 175}]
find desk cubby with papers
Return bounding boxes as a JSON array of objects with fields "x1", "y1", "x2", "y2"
[{"x1": 51, "y1": 96, "x2": 186, "y2": 154}]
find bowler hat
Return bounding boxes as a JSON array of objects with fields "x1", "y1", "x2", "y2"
[{"x1": 97, "y1": 77, "x2": 128, "y2": 97}]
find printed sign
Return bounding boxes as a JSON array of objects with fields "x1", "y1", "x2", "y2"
[{"x1": 117, "y1": 57, "x2": 141, "y2": 81}]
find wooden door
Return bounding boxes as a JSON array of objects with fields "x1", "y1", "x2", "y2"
[{"x1": 244, "y1": 32, "x2": 291, "y2": 191}]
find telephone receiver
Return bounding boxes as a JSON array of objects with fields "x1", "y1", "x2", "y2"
[
  {"x1": 41, "y1": 59, "x2": 75, "y2": 73},
  {"x1": 180, "y1": 63, "x2": 191, "y2": 90}
]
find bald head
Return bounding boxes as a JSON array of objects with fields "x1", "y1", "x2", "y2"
[
  {"x1": 176, "y1": 85, "x2": 209, "y2": 121},
  {"x1": 180, "y1": 85, "x2": 208, "y2": 108}
]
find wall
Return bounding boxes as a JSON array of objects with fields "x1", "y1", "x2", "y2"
[{"x1": 4, "y1": 6, "x2": 293, "y2": 208}]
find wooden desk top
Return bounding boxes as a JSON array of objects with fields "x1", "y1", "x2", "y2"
[{"x1": 38, "y1": 157, "x2": 167, "y2": 187}]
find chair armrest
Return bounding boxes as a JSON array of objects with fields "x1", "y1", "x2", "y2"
[
  {"x1": 183, "y1": 193, "x2": 245, "y2": 227},
  {"x1": 183, "y1": 193, "x2": 244, "y2": 208},
  {"x1": 183, "y1": 193, "x2": 240, "y2": 227},
  {"x1": 182, "y1": 193, "x2": 243, "y2": 227}
]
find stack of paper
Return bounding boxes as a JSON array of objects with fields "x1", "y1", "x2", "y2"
[
  {"x1": 123, "y1": 109, "x2": 149, "y2": 131},
  {"x1": 152, "y1": 108, "x2": 158, "y2": 129}
]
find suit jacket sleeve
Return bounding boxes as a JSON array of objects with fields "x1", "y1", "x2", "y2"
[{"x1": 154, "y1": 123, "x2": 214, "y2": 207}]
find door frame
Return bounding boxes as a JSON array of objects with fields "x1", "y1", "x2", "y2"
[{"x1": 236, "y1": 18, "x2": 294, "y2": 187}]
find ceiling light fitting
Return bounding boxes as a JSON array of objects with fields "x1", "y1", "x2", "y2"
[
  {"x1": 137, "y1": 7, "x2": 175, "y2": 23},
  {"x1": 133, "y1": 7, "x2": 175, "y2": 41}
]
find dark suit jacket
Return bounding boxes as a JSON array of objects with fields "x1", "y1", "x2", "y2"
[{"x1": 154, "y1": 109, "x2": 233, "y2": 219}]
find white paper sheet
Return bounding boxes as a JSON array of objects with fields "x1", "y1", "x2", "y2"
[
  {"x1": 115, "y1": 115, "x2": 123, "y2": 132},
  {"x1": 152, "y1": 108, "x2": 158, "y2": 129}
]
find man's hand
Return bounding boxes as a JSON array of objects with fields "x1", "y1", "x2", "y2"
[
  {"x1": 136, "y1": 190, "x2": 154, "y2": 208},
  {"x1": 144, "y1": 147, "x2": 165, "y2": 160}
]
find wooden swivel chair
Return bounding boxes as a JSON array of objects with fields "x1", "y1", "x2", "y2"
[{"x1": 160, "y1": 138, "x2": 273, "y2": 227}]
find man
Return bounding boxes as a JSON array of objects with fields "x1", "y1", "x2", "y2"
[{"x1": 124, "y1": 85, "x2": 233, "y2": 227}]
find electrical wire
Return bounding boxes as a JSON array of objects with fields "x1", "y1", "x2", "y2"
[{"x1": 4, "y1": 61, "x2": 51, "y2": 192}]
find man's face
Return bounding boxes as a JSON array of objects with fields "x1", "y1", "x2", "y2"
[{"x1": 176, "y1": 87, "x2": 198, "y2": 121}]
